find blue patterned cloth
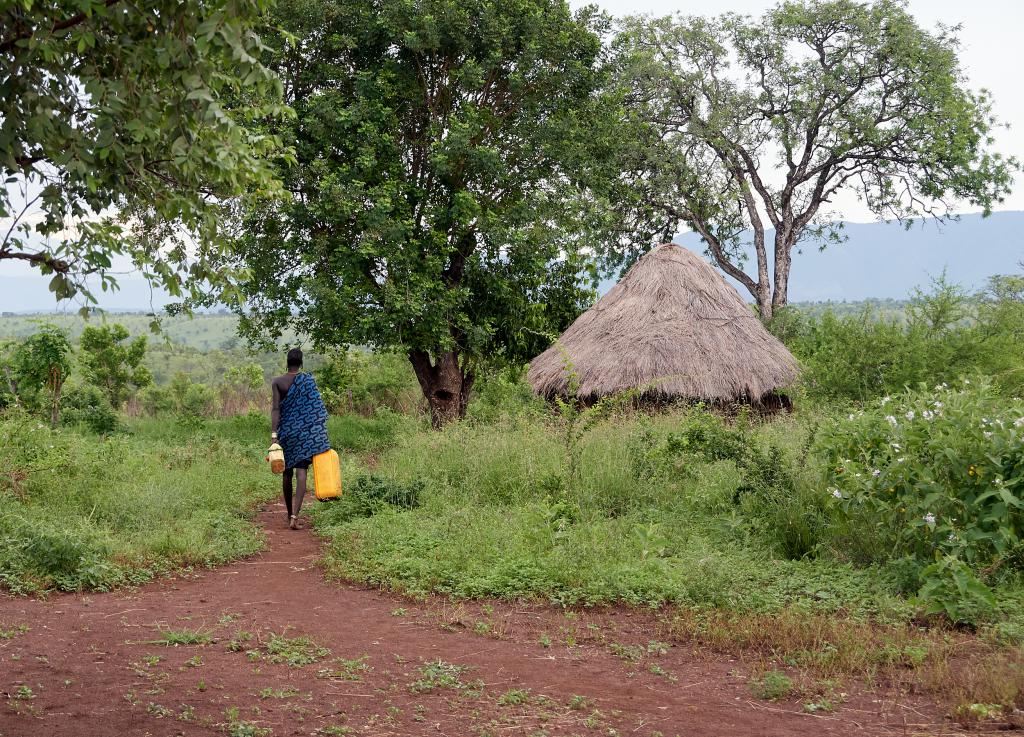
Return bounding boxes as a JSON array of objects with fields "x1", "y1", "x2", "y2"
[{"x1": 277, "y1": 372, "x2": 330, "y2": 470}]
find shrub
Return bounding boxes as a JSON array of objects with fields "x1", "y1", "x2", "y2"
[
  {"x1": 138, "y1": 385, "x2": 176, "y2": 415},
  {"x1": 8, "y1": 324, "x2": 72, "y2": 425},
  {"x1": 626, "y1": 407, "x2": 822, "y2": 559},
  {"x1": 781, "y1": 274, "x2": 1024, "y2": 402},
  {"x1": 181, "y1": 382, "x2": 217, "y2": 418},
  {"x1": 326, "y1": 408, "x2": 415, "y2": 453},
  {"x1": 315, "y1": 350, "x2": 419, "y2": 415},
  {"x1": 750, "y1": 670, "x2": 794, "y2": 700},
  {"x1": 818, "y1": 379, "x2": 1024, "y2": 622},
  {"x1": 467, "y1": 366, "x2": 545, "y2": 423},
  {"x1": 61, "y1": 384, "x2": 120, "y2": 434},
  {"x1": 79, "y1": 323, "x2": 152, "y2": 406},
  {"x1": 219, "y1": 363, "x2": 265, "y2": 416}
]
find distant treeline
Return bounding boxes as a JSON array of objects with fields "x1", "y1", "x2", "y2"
[{"x1": 0, "y1": 300, "x2": 913, "y2": 351}]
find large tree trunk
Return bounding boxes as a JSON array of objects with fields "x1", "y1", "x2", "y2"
[{"x1": 408, "y1": 349, "x2": 475, "y2": 429}]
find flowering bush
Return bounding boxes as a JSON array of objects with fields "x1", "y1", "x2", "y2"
[{"x1": 817, "y1": 379, "x2": 1024, "y2": 622}]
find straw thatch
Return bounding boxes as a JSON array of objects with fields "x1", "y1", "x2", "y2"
[{"x1": 528, "y1": 243, "x2": 800, "y2": 404}]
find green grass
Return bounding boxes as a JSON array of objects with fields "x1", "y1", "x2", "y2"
[
  {"x1": 150, "y1": 629, "x2": 212, "y2": 646},
  {"x1": 409, "y1": 659, "x2": 475, "y2": 693},
  {"x1": 498, "y1": 688, "x2": 530, "y2": 705},
  {"x1": 310, "y1": 410, "x2": 915, "y2": 618},
  {"x1": 262, "y1": 632, "x2": 330, "y2": 667},
  {"x1": 0, "y1": 412, "x2": 273, "y2": 593},
  {"x1": 750, "y1": 670, "x2": 795, "y2": 700}
]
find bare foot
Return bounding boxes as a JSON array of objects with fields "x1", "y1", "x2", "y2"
[{"x1": 289, "y1": 515, "x2": 299, "y2": 530}]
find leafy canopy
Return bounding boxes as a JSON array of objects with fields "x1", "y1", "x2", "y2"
[
  {"x1": 607, "y1": 0, "x2": 1018, "y2": 318},
  {"x1": 0, "y1": 0, "x2": 292, "y2": 307},
  {"x1": 228, "y1": 0, "x2": 613, "y2": 371}
]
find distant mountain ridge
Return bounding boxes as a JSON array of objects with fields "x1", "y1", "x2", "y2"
[
  {"x1": 668, "y1": 211, "x2": 1024, "y2": 302},
  {"x1": 2, "y1": 211, "x2": 1022, "y2": 311}
]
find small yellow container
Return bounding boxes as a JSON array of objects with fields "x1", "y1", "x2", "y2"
[
  {"x1": 312, "y1": 448, "x2": 342, "y2": 501},
  {"x1": 267, "y1": 443, "x2": 285, "y2": 475}
]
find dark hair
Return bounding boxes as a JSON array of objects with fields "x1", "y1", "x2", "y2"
[{"x1": 286, "y1": 347, "x2": 303, "y2": 369}]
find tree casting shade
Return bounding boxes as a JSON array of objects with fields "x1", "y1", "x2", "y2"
[{"x1": 528, "y1": 244, "x2": 800, "y2": 403}]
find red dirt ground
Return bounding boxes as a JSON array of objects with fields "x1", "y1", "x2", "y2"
[{"x1": 0, "y1": 503, "x2": 966, "y2": 736}]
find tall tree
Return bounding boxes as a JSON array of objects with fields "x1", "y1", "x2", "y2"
[
  {"x1": 228, "y1": 0, "x2": 614, "y2": 426},
  {"x1": 607, "y1": 0, "x2": 1017, "y2": 321},
  {"x1": 0, "y1": 0, "x2": 291, "y2": 307}
]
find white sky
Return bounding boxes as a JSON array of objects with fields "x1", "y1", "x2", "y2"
[{"x1": 574, "y1": 0, "x2": 1024, "y2": 220}]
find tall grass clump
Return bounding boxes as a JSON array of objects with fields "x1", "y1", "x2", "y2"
[{"x1": 0, "y1": 412, "x2": 272, "y2": 593}]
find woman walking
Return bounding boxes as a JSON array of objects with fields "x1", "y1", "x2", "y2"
[{"x1": 271, "y1": 348, "x2": 330, "y2": 529}]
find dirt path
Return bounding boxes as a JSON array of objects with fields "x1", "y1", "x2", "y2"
[{"x1": 1, "y1": 503, "x2": 958, "y2": 737}]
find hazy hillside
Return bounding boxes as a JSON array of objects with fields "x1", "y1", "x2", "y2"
[
  {"x1": 672, "y1": 211, "x2": 1024, "y2": 301},
  {"x1": 0, "y1": 313, "x2": 247, "y2": 350},
  {"x1": 0, "y1": 313, "x2": 314, "y2": 385}
]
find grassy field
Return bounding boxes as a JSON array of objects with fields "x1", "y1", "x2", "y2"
[
  {"x1": 0, "y1": 409, "x2": 414, "y2": 594},
  {"x1": 304, "y1": 400, "x2": 1024, "y2": 715},
  {"x1": 311, "y1": 405, "x2": 1024, "y2": 627},
  {"x1": 0, "y1": 412, "x2": 274, "y2": 593}
]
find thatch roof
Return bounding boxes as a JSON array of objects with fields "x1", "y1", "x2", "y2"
[{"x1": 528, "y1": 243, "x2": 800, "y2": 403}]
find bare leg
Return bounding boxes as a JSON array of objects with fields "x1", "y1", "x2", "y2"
[
  {"x1": 292, "y1": 468, "x2": 308, "y2": 527},
  {"x1": 282, "y1": 468, "x2": 294, "y2": 525}
]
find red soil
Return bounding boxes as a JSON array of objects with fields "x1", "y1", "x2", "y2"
[{"x1": 1, "y1": 503, "x2": 959, "y2": 736}]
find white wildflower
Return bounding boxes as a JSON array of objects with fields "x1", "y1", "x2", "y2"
[
  {"x1": 922, "y1": 410, "x2": 934, "y2": 421},
  {"x1": 1015, "y1": 417, "x2": 1024, "y2": 428},
  {"x1": 848, "y1": 413, "x2": 856, "y2": 421},
  {"x1": 897, "y1": 457, "x2": 906, "y2": 463},
  {"x1": 948, "y1": 532, "x2": 956, "y2": 542},
  {"x1": 872, "y1": 469, "x2": 881, "y2": 477},
  {"x1": 924, "y1": 512, "x2": 936, "y2": 525},
  {"x1": 905, "y1": 411, "x2": 915, "y2": 421},
  {"x1": 881, "y1": 396, "x2": 892, "y2": 406},
  {"x1": 984, "y1": 431, "x2": 993, "y2": 439},
  {"x1": 932, "y1": 401, "x2": 943, "y2": 409},
  {"x1": 886, "y1": 415, "x2": 898, "y2": 427},
  {"x1": 891, "y1": 443, "x2": 902, "y2": 451},
  {"x1": 830, "y1": 488, "x2": 842, "y2": 499}
]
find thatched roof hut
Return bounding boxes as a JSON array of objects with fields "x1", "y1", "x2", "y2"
[{"x1": 528, "y1": 243, "x2": 800, "y2": 405}]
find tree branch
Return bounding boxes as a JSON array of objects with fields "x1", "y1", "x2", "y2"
[
  {"x1": 0, "y1": 0, "x2": 123, "y2": 54},
  {"x1": 0, "y1": 250, "x2": 71, "y2": 273}
]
